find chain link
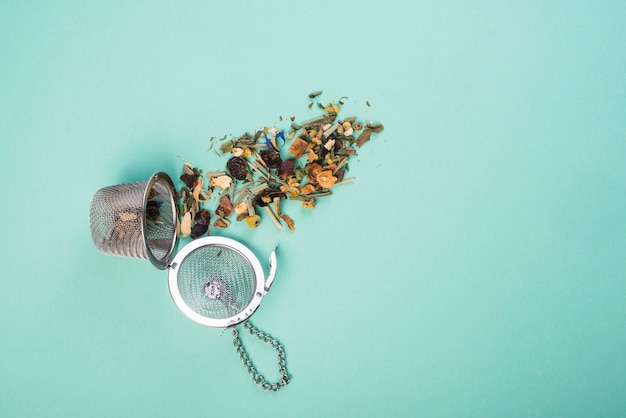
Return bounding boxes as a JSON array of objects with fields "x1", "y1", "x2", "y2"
[{"x1": 232, "y1": 321, "x2": 291, "y2": 392}]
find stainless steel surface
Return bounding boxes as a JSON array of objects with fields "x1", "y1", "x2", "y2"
[
  {"x1": 89, "y1": 172, "x2": 178, "y2": 270},
  {"x1": 167, "y1": 236, "x2": 266, "y2": 328}
]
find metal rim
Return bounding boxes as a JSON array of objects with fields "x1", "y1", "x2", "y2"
[
  {"x1": 167, "y1": 236, "x2": 266, "y2": 328},
  {"x1": 141, "y1": 172, "x2": 179, "y2": 270}
]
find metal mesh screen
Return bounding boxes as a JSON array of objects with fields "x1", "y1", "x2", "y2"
[
  {"x1": 144, "y1": 181, "x2": 176, "y2": 261},
  {"x1": 89, "y1": 175, "x2": 177, "y2": 266},
  {"x1": 176, "y1": 245, "x2": 257, "y2": 319}
]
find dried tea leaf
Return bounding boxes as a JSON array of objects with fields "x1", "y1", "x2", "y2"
[
  {"x1": 366, "y1": 123, "x2": 385, "y2": 133},
  {"x1": 355, "y1": 130, "x2": 371, "y2": 147},
  {"x1": 176, "y1": 91, "x2": 383, "y2": 234},
  {"x1": 220, "y1": 140, "x2": 233, "y2": 154}
]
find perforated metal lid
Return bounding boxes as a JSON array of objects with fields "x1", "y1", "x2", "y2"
[{"x1": 167, "y1": 236, "x2": 267, "y2": 328}]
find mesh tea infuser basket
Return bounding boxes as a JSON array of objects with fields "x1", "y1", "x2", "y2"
[{"x1": 89, "y1": 172, "x2": 291, "y2": 391}]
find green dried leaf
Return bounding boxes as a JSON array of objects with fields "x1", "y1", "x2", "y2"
[
  {"x1": 220, "y1": 140, "x2": 233, "y2": 154},
  {"x1": 308, "y1": 90, "x2": 323, "y2": 99},
  {"x1": 365, "y1": 123, "x2": 384, "y2": 133}
]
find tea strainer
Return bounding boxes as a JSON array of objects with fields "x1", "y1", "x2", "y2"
[{"x1": 89, "y1": 172, "x2": 291, "y2": 391}]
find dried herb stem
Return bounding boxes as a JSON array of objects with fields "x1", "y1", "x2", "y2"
[
  {"x1": 323, "y1": 122, "x2": 340, "y2": 138},
  {"x1": 264, "y1": 206, "x2": 282, "y2": 230},
  {"x1": 247, "y1": 161, "x2": 270, "y2": 181},
  {"x1": 335, "y1": 177, "x2": 355, "y2": 185},
  {"x1": 300, "y1": 114, "x2": 336, "y2": 128},
  {"x1": 251, "y1": 182, "x2": 269, "y2": 195},
  {"x1": 273, "y1": 197, "x2": 282, "y2": 217},
  {"x1": 333, "y1": 157, "x2": 349, "y2": 174},
  {"x1": 249, "y1": 158, "x2": 289, "y2": 187},
  {"x1": 247, "y1": 197, "x2": 256, "y2": 216}
]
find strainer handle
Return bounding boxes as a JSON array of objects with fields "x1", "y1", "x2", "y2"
[{"x1": 264, "y1": 246, "x2": 278, "y2": 294}]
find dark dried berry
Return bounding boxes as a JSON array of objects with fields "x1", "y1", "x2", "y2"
[
  {"x1": 227, "y1": 156, "x2": 248, "y2": 180},
  {"x1": 190, "y1": 223, "x2": 208, "y2": 239},
  {"x1": 194, "y1": 209, "x2": 211, "y2": 225},
  {"x1": 180, "y1": 173, "x2": 197, "y2": 188},
  {"x1": 260, "y1": 148, "x2": 283, "y2": 169},
  {"x1": 278, "y1": 159, "x2": 296, "y2": 179},
  {"x1": 145, "y1": 200, "x2": 161, "y2": 221}
]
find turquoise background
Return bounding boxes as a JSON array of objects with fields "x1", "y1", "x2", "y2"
[{"x1": 1, "y1": 1, "x2": 625, "y2": 417}]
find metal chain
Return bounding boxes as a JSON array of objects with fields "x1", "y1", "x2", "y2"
[{"x1": 232, "y1": 320, "x2": 291, "y2": 391}]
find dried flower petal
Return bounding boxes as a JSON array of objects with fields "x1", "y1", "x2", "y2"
[
  {"x1": 246, "y1": 214, "x2": 261, "y2": 228},
  {"x1": 235, "y1": 202, "x2": 249, "y2": 215},
  {"x1": 278, "y1": 159, "x2": 296, "y2": 178},
  {"x1": 181, "y1": 211, "x2": 192, "y2": 237},
  {"x1": 210, "y1": 175, "x2": 232, "y2": 189},
  {"x1": 193, "y1": 176, "x2": 209, "y2": 202}
]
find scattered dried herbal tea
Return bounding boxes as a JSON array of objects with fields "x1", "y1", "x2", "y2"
[{"x1": 175, "y1": 91, "x2": 384, "y2": 235}]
